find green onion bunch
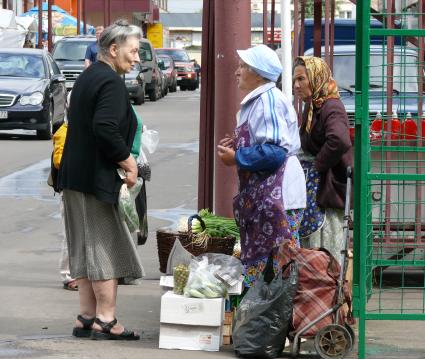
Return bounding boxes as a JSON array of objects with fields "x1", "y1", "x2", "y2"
[{"x1": 191, "y1": 209, "x2": 240, "y2": 242}]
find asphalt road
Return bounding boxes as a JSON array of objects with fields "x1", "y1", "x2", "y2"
[
  {"x1": 1, "y1": 89, "x2": 425, "y2": 359},
  {"x1": 0, "y1": 90, "x2": 237, "y2": 358}
]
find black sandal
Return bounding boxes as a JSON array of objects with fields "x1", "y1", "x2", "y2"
[
  {"x1": 91, "y1": 318, "x2": 140, "y2": 341},
  {"x1": 72, "y1": 315, "x2": 95, "y2": 338}
]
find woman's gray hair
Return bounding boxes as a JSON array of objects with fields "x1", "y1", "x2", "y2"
[{"x1": 98, "y1": 19, "x2": 142, "y2": 58}]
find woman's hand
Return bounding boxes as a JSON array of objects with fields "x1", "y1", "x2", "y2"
[
  {"x1": 118, "y1": 155, "x2": 138, "y2": 188},
  {"x1": 219, "y1": 133, "x2": 235, "y2": 149},
  {"x1": 217, "y1": 145, "x2": 236, "y2": 166},
  {"x1": 123, "y1": 168, "x2": 137, "y2": 188}
]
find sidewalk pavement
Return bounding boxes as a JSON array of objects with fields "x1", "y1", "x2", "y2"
[
  {"x1": 1, "y1": 275, "x2": 425, "y2": 359},
  {"x1": 0, "y1": 197, "x2": 424, "y2": 358}
]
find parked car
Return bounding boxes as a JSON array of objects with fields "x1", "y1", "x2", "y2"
[
  {"x1": 123, "y1": 63, "x2": 146, "y2": 105},
  {"x1": 157, "y1": 57, "x2": 168, "y2": 97},
  {"x1": 139, "y1": 38, "x2": 162, "y2": 101},
  {"x1": 0, "y1": 48, "x2": 67, "y2": 139},
  {"x1": 155, "y1": 48, "x2": 198, "y2": 91},
  {"x1": 300, "y1": 18, "x2": 403, "y2": 55},
  {"x1": 157, "y1": 54, "x2": 178, "y2": 92},
  {"x1": 304, "y1": 45, "x2": 424, "y2": 143},
  {"x1": 52, "y1": 35, "x2": 96, "y2": 90}
]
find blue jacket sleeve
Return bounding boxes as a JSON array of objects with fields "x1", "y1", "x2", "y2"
[
  {"x1": 85, "y1": 44, "x2": 92, "y2": 61},
  {"x1": 235, "y1": 144, "x2": 287, "y2": 172}
]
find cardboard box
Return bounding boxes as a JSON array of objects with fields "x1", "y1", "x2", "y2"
[
  {"x1": 222, "y1": 335, "x2": 231, "y2": 345},
  {"x1": 160, "y1": 275, "x2": 244, "y2": 295},
  {"x1": 159, "y1": 323, "x2": 221, "y2": 351},
  {"x1": 224, "y1": 311, "x2": 233, "y2": 325},
  {"x1": 160, "y1": 291, "x2": 224, "y2": 326}
]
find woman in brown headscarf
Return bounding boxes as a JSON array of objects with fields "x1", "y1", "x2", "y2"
[{"x1": 293, "y1": 56, "x2": 353, "y2": 264}]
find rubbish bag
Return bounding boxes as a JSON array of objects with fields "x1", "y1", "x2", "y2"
[
  {"x1": 166, "y1": 239, "x2": 193, "y2": 275},
  {"x1": 232, "y1": 258, "x2": 299, "y2": 359}
]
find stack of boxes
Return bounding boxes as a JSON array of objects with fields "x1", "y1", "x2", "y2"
[
  {"x1": 159, "y1": 275, "x2": 244, "y2": 351},
  {"x1": 159, "y1": 291, "x2": 225, "y2": 351}
]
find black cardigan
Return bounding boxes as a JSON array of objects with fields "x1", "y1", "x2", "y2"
[{"x1": 58, "y1": 61, "x2": 137, "y2": 204}]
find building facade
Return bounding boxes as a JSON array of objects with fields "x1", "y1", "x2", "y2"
[{"x1": 251, "y1": 0, "x2": 356, "y2": 19}]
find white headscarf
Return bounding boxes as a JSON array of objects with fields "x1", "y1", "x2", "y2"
[{"x1": 237, "y1": 44, "x2": 282, "y2": 82}]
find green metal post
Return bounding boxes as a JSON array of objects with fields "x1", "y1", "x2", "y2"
[{"x1": 354, "y1": 0, "x2": 371, "y2": 357}]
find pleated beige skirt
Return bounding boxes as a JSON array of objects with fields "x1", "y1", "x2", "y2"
[{"x1": 62, "y1": 189, "x2": 145, "y2": 281}]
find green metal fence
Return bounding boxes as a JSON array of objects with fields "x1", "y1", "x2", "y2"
[{"x1": 354, "y1": 1, "x2": 425, "y2": 358}]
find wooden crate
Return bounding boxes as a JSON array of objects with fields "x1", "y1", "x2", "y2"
[{"x1": 222, "y1": 311, "x2": 234, "y2": 345}]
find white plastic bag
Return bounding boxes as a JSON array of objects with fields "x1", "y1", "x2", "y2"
[
  {"x1": 117, "y1": 169, "x2": 143, "y2": 233},
  {"x1": 183, "y1": 256, "x2": 227, "y2": 298},
  {"x1": 142, "y1": 129, "x2": 159, "y2": 154}
]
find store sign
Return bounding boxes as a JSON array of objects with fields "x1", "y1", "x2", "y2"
[{"x1": 267, "y1": 28, "x2": 281, "y2": 43}]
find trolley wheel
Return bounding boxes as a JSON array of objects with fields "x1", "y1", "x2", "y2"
[
  {"x1": 344, "y1": 322, "x2": 355, "y2": 346},
  {"x1": 314, "y1": 324, "x2": 353, "y2": 359}
]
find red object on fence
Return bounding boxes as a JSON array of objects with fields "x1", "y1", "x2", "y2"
[
  {"x1": 401, "y1": 113, "x2": 417, "y2": 140},
  {"x1": 389, "y1": 111, "x2": 401, "y2": 141}
]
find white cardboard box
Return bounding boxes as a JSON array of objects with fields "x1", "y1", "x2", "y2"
[
  {"x1": 159, "y1": 323, "x2": 222, "y2": 351},
  {"x1": 160, "y1": 291, "x2": 224, "y2": 326},
  {"x1": 159, "y1": 276, "x2": 244, "y2": 295}
]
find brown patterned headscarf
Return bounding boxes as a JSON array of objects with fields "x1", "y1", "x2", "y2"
[{"x1": 295, "y1": 56, "x2": 340, "y2": 133}]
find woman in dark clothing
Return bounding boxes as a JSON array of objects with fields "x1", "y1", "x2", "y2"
[
  {"x1": 293, "y1": 56, "x2": 353, "y2": 264},
  {"x1": 59, "y1": 20, "x2": 143, "y2": 340}
]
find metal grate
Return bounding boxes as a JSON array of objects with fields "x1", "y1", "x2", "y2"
[
  {"x1": 0, "y1": 94, "x2": 16, "y2": 107},
  {"x1": 355, "y1": 1, "x2": 425, "y2": 358},
  {"x1": 61, "y1": 70, "x2": 82, "y2": 81}
]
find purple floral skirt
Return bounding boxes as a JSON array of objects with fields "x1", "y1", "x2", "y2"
[{"x1": 242, "y1": 208, "x2": 304, "y2": 288}]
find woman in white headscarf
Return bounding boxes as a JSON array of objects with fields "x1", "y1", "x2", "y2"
[{"x1": 217, "y1": 45, "x2": 306, "y2": 287}]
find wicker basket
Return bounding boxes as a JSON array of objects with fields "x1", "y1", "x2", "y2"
[{"x1": 156, "y1": 215, "x2": 237, "y2": 273}]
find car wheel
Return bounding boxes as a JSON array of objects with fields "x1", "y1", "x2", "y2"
[
  {"x1": 149, "y1": 88, "x2": 158, "y2": 102},
  {"x1": 37, "y1": 103, "x2": 54, "y2": 140},
  {"x1": 134, "y1": 87, "x2": 145, "y2": 105}
]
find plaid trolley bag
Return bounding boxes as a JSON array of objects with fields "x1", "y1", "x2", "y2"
[{"x1": 278, "y1": 244, "x2": 353, "y2": 338}]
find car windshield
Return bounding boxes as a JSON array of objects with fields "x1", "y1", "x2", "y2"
[
  {"x1": 333, "y1": 53, "x2": 419, "y2": 93},
  {"x1": 53, "y1": 41, "x2": 94, "y2": 61},
  {"x1": 140, "y1": 42, "x2": 153, "y2": 61},
  {"x1": 158, "y1": 56, "x2": 172, "y2": 69},
  {"x1": 0, "y1": 53, "x2": 45, "y2": 78},
  {"x1": 156, "y1": 49, "x2": 190, "y2": 62}
]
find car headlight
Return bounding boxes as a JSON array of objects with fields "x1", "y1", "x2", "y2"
[
  {"x1": 20, "y1": 92, "x2": 44, "y2": 106},
  {"x1": 125, "y1": 79, "x2": 139, "y2": 86},
  {"x1": 185, "y1": 66, "x2": 194, "y2": 72}
]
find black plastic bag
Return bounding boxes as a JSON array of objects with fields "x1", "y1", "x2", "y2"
[
  {"x1": 135, "y1": 180, "x2": 148, "y2": 245},
  {"x1": 232, "y1": 259, "x2": 299, "y2": 359}
]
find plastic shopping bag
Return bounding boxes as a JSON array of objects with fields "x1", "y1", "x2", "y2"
[
  {"x1": 232, "y1": 258, "x2": 299, "y2": 359},
  {"x1": 183, "y1": 256, "x2": 227, "y2": 298},
  {"x1": 117, "y1": 172, "x2": 143, "y2": 233},
  {"x1": 142, "y1": 129, "x2": 159, "y2": 154},
  {"x1": 137, "y1": 148, "x2": 151, "y2": 182},
  {"x1": 135, "y1": 180, "x2": 148, "y2": 245}
]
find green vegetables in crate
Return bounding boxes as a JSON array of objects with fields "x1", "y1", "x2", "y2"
[{"x1": 191, "y1": 209, "x2": 240, "y2": 241}]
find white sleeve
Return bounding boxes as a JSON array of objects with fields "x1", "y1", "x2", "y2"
[{"x1": 249, "y1": 90, "x2": 300, "y2": 155}]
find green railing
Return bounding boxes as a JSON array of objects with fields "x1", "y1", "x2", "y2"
[{"x1": 354, "y1": 1, "x2": 425, "y2": 358}]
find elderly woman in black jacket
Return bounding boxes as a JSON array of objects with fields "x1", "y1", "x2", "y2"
[{"x1": 59, "y1": 20, "x2": 143, "y2": 341}]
